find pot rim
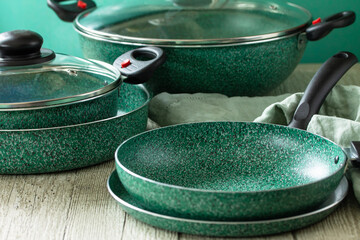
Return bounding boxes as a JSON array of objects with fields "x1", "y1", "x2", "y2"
[
  {"x1": 0, "y1": 59, "x2": 122, "y2": 110},
  {"x1": 74, "y1": 2, "x2": 312, "y2": 47}
]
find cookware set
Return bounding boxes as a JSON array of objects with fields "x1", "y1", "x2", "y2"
[{"x1": 0, "y1": 0, "x2": 358, "y2": 237}]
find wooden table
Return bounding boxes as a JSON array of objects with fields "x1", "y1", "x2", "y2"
[{"x1": 1, "y1": 64, "x2": 360, "y2": 240}]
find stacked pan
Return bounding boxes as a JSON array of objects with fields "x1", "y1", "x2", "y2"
[
  {"x1": 108, "y1": 52, "x2": 360, "y2": 237},
  {"x1": 0, "y1": 30, "x2": 165, "y2": 174}
]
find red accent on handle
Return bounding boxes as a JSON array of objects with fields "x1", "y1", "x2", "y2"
[
  {"x1": 121, "y1": 59, "x2": 131, "y2": 68},
  {"x1": 312, "y1": 18, "x2": 322, "y2": 25},
  {"x1": 77, "y1": 0, "x2": 87, "y2": 9}
]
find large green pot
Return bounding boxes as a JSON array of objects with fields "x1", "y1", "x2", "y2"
[
  {"x1": 49, "y1": 0, "x2": 355, "y2": 96},
  {"x1": 0, "y1": 83, "x2": 149, "y2": 174}
]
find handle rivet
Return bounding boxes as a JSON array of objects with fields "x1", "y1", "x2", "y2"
[
  {"x1": 334, "y1": 156, "x2": 339, "y2": 164},
  {"x1": 269, "y1": 5, "x2": 278, "y2": 10}
]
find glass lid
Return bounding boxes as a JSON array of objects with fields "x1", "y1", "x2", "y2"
[
  {"x1": 0, "y1": 30, "x2": 121, "y2": 110},
  {"x1": 75, "y1": 0, "x2": 312, "y2": 46}
]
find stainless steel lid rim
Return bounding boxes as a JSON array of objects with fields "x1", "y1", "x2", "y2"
[
  {"x1": 0, "y1": 76, "x2": 122, "y2": 110},
  {"x1": 74, "y1": 1, "x2": 312, "y2": 47},
  {"x1": 75, "y1": 23, "x2": 310, "y2": 48}
]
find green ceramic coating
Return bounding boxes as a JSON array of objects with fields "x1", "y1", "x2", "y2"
[
  {"x1": 0, "y1": 89, "x2": 118, "y2": 129},
  {"x1": 79, "y1": 34, "x2": 306, "y2": 96},
  {"x1": 0, "y1": 71, "x2": 121, "y2": 129},
  {"x1": 107, "y1": 171, "x2": 348, "y2": 237},
  {"x1": 0, "y1": 83, "x2": 149, "y2": 174},
  {"x1": 115, "y1": 122, "x2": 346, "y2": 221}
]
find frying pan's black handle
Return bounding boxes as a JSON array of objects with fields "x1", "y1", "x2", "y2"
[
  {"x1": 47, "y1": 0, "x2": 96, "y2": 22},
  {"x1": 288, "y1": 51, "x2": 358, "y2": 130},
  {"x1": 350, "y1": 142, "x2": 360, "y2": 168},
  {"x1": 306, "y1": 11, "x2": 355, "y2": 41},
  {"x1": 113, "y1": 47, "x2": 166, "y2": 84}
]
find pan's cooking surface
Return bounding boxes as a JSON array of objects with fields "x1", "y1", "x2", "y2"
[{"x1": 118, "y1": 122, "x2": 345, "y2": 192}]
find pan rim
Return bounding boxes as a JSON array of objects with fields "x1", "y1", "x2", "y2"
[
  {"x1": 107, "y1": 171, "x2": 348, "y2": 225},
  {"x1": 115, "y1": 121, "x2": 347, "y2": 194}
]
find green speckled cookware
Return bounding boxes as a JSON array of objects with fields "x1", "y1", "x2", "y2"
[
  {"x1": 0, "y1": 83, "x2": 149, "y2": 174},
  {"x1": 107, "y1": 171, "x2": 348, "y2": 237},
  {"x1": 115, "y1": 122, "x2": 347, "y2": 221},
  {"x1": 0, "y1": 30, "x2": 165, "y2": 129},
  {"x1": 49, "y1": 0, "x2": 355, "y2": 96},
  {"x1": 114, "y1": 52, "x2": 357, "y2": 221}
]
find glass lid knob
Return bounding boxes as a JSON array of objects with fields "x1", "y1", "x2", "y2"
[{"x1": 0, "y1": 30, "x2": 56, "y2": 67}]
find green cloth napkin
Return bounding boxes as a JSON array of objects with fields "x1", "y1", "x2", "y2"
[
  {"x1": 148, "y1": 84, "x2": 360, "y2": 204},
  {"x1": 254, "y1": 84, "x2": 360, "y2": 203},
  {"x1": 149, "y1": 92, "x2": 291, "y2": 126}
]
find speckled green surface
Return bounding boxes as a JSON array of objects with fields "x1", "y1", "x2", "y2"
[
  {"x1": 107, "y1": 171, "x2": 348, "y2": 237},
  {"x1": 0, "y1": 71, "x2": 121, "y2": 129},
  {"x1": 115, "y1": 122, "x2": 346, "y2": 221},
  {"x1": 79, "y1": 34, "x2": 306, "y2": 96},
  {"x1": 0, "y1": 89, "x2": 119, "y2": 129},
  {"x1": 0, "y1": 83, "x2": 149, "y2": 174}
]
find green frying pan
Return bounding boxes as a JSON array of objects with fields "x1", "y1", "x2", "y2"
[{"x1": 114, "y1": 51, "x2": 358, "y2": 221}]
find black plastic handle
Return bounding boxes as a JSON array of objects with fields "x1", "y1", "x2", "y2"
[
  {"x1": 47, "y1": 0, "x2": 96, "y2": 22},
  {"x1": 350, "y1": 141, "x2": 360, "y2": 168},
  {"x1": 306, "y1": 11, "x2": 355, "y2": 41},
  {"x1": 0, "y1": 30, "x2": 55, "y2": 66},
  {"x1": 113, "y1": 47, "x2": 166, "y2": 84},
  {"x1": 288, "y1": 51, "x2": 358, "y2": 130}
]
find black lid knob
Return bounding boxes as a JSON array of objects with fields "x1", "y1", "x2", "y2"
[{"x1": 0, "y1": 30, "x2": 55, "y2": 67}]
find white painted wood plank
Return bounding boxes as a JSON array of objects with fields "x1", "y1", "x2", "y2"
[
  {"x1": 122, "y1": 213, "x2": 179, "y2": 240},
  {"x1": 61, "y1": 162, "x2": 127, "y2": 240},
  {"x1": 294, "y1": 191, "x2": 360, "y2": 240},
  {"x1": 180, "y1": 232, "x2": 293, "y2": 240},
  {"x1": 0, "y1": 173, "x2": 75, "y2": 240}
]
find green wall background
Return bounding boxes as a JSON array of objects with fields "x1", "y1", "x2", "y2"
[{"x1": 0, "y1": 0, "x2": 358, "y2": 63}]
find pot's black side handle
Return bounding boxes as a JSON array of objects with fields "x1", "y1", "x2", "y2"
[
  {"x1": 47, "y1": 0, "x2": 96, "y2": 22},
  {"x1": 306, "y1": 11, "x2": 355, "y2": 41},
  {"x1": 288, "y1": 51, "x2": 358, "y2": 130},
  {"x1": 114, "y1": 47, "x2": 166, "y2": 84}
]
